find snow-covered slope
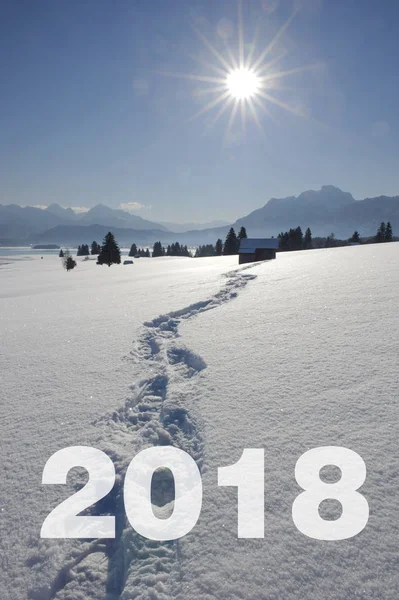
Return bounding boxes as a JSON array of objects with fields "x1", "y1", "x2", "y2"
[
  {"x1": 1, "y1": 244, "x2": 398, "y2": 599},
  {"x1": 178, "y1": 243, "x2": 399, "y2": 600}
]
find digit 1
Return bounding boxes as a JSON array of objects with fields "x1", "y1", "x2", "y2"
[{"x1": 218, "y1": 449, "x2": 264, "y2": 538}]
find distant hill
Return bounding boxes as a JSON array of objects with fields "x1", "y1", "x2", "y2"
[
  {"x1": 158, "y1": 219, "x2": 230, "y2": 233},
  {"x1": 0, "y1": 204, "x2": 72, "y2": 240},
  {"x1": 45, "y1": 203, "x2": 79, "y2": 221},
  {"x1": 78, "y1": 204, "x2": 169, "y2": 231},
  {"x1": 32, "y1": 224, "x2": 170, "y2": 247},
  {"x1": 0, "y1": 203, "x2": 170, "y2": 243}
]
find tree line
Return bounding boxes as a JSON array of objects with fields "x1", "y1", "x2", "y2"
[
  {"x1": 59, "y1": 220, "x2": 395, "y2": 272},
  {"x1": 195, "y1": 241, "x2": 222, "y2": 257},
  {"x1": 128, "y1": 244, "x2": 150, "y2": 257},
  {"x1": 375, "y1": 221, "x2": 393, "y2": 243},
  {"x1": 60, "y1": 241, "x2": 101, "y2": 258},
  {"x1": 277, "y1": 222, "x2": 395, "y2": 251},
  {"x1": 195, "y1": 226, "x2": 248, "y2": 257},
  {"x1": 151, "y1": 241, "x2": 191, "y2": 257},
  {"x1": 60, "y1": 233, "x2": 121, "y2": 269},
  {"x1": 278, "y1": 227, "x2": 313, "y2": 251}
]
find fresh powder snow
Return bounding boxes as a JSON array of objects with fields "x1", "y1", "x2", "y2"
[{"x1": 1, "y1": 244, "x2": 398, "y2": 599}]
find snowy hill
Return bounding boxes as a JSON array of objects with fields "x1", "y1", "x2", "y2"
[{"x1": 1, "y1": 244, "x2": 399, "y2": 599}]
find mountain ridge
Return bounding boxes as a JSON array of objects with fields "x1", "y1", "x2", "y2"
[{"x1": 1, "y1": 186, "x2": 399, "y2": 244}]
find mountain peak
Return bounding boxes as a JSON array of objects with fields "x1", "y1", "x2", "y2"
[
  {"x1": 45, "y1": 203, "x2": 78, "y2": 220},
  {"x1": 297, "y1": 185, "x2": 355, "y2": 206},
  {"x1": 320, "y1": 185, "x2": 343, "y2": 192},
  {"x1": 87, "y1": 204, "x2": 111, "y2": 213}
]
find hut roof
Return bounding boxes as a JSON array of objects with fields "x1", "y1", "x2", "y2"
[{"x1": 238, "y1": 238, "x2": 279, "y2": 253}]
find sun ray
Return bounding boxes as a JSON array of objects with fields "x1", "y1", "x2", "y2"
[
  {"x1": 245, "y1": 22, "x2": 261, "y2": 70},
  {"x1": 206, "y1": 96, "x2": 234, "y2": 130},
  {"x1": 262, "y1": 63, "x2": 322, "y2": 83},
  {"x1": 257, "y1": 89, "x2": 308, "y2": 119},
  {"x1": 247, "y1": 97, "x2": 264, "y2": 135},
  {"x1": 194, "y1": 28, "x2": 234, "y2": 73},
  {"x1": 240, "y1": 97, "x2": 247, "y2": 136},
  {"x1": 237, "y1": 0, "x2": 245, "y2": 69},
  {"x1": 188, "y1": 90, "x2": 232, "y2": 123},
  {"x1": 256, "y1": 50, "x2": 288, "y2": 75},
  {"x1": 225, "y1": 99, "x2": 240, "y2": 141},
  {"x1": 252, "y1": 94, "x2": 280, "y2": 127},
  {"x1": 251, "y1": 8, "x2": 298, "y2": 73},
  {"x1": 222, "y1": 38, "x2": 239, "y2": 71},
  {"x1": 248, "y1": 98, "x2": 265, "y2": 136},
  {"x1": 187, "y1": 54, "x2": 229, "y2": 78},
  {"x1": 156, "y1": 70, "x2": 226, "y2": 85},
  {"x1": 192, "y1": 84, "x2": 230, "y2": 98}
]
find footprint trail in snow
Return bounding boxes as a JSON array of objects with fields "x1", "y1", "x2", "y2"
[{"x1": 29, "y1": 265, "x2": 258, "y2": 600}]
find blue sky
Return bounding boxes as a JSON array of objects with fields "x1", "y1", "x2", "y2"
[{"x1": 1, "y1": 0, "x2": 399, "y2": 223}]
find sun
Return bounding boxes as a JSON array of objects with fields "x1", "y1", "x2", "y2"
[
  {"x1": 226, "y1": 68, "x2": 260, "y2": 100},
  {"x1": 159, "y1": 2, "x2": 316, "y2": 137}
]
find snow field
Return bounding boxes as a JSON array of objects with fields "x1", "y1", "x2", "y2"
[
  {"x1": 177, "y1": 243, "x2": 399, "y2": 600},
  {"x1": 0, "y1": 253, "x2": 241, "y2": 599},
  {"x1": 1, "y1": 244, "x2": 398, "y2": 599}
]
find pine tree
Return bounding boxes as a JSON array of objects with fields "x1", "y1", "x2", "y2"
[
  {"x1": 349, "y1": 231, "x2": 360, "y2": 243},
  {"x1": 325, "y1": 233, "x2": 336, "y2": 248},
  {"x1": 375, "y1": 222, "x2": 386, "y2": 243},
  {"x1": 129, "y1": 243, "x2": 138, "y2": 257},
  {"x1": 91, "y1": 241, "x2": 101, "y2": 255},
  {"x1": 293, "y1": 226, "x2": 303, "y2": 250},
  {"x1": 77, "y1": 244, "x2": 90, "y2": 256},
  {"x1": 223, "y1": 228, "x2": 239, "y2": 255},
  {"x1": 278, "y1": 227, "x2": 304, "y2": 250},
  {"x1": 195, "y1": 244, "x2": 216, "y2": 257},
  {"x1": 278, "y1": 232, "x2": 289, "y2": 251},
  {"x1": 238, "y1": 226, "x2": 248, "y2": 241},
  {"x1": 171, "y1": 242, "x2": 181, "y2": 256},
  {"x1": 97, "y1": 232, "x2": 121, "y2": 266},
  {"x1": 215, "y1": 238, "x2": 223, "y2": 255},
  {"x1": 303, "y1": 227, "x2": 313, "y2": 249},
  {"x1": 152, "y1": 241, "x2": 164, "y2": 257},
  {"x1": 62, "y1": 250, "x2": 77, "y2": 271},
  {"x1": 385, "y1": 222, "x2": 393, "y2": 242},
  {"x1": 59, "y1": 249, "x2": 64, "y2": 258}
]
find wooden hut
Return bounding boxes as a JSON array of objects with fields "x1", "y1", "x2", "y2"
[{"x1": 238, "y1": 238, "x2": 279, "y2": 264}]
